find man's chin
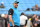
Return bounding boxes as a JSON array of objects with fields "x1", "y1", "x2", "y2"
[{"x1": 15, "y1": 7, "x2": 17, "y2": 8}]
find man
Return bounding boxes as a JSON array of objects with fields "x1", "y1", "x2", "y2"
[
  {"x1": 34, "y1": 4, "x2": 39, "y2": 11},
  {"x1": 26, "y1": 8, "x2": 30, "y2": 11},
  {"x1": 0, "y1": 2, "x2": 5, "y2": 8},
  {"x1": 4, "y1": 14, "x2": 9, "y2": 27},
  {"x1": 31, "y1": 14, "x2": 36, "y2": 27},
  {"x1": 32, "y1": 4, "x2": 39, "y2": 11},
  {"x1": 8, "y1": 1, "x2": 20, "y2": 27},
  {"x1": 33, "y1": 17, "x2": 38, "y2": 27},
  {"x1": 31, "y1": 6, "x2": 35, "y2": 11},
  {"x1": 20, "y1": 13, "x2": 28, "y2": 27}
]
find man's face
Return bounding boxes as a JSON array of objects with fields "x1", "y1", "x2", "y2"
[
  {"x1": 33, "y1": 14, "x2": 36, "y2": 18},
  {"x1": 35, "y1": 18, "x2": 38, "y2": 21},
  {"x1": 35, "y1": 5, "x2": 38, "y2": 8},
  {"x1": 13, "y1": 3, "x2": 18, "y2": 8}
]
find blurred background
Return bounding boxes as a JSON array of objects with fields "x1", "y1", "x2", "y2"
[{"x1": 0, "y1": 0, "x2": 40, "y2": 27}]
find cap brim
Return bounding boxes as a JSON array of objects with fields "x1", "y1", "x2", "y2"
[{"x1": 17, "y1": 2, "x2": 19, "y2": 3}]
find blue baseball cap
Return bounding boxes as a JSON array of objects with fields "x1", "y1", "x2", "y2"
[{"x1": 13, "y1": 1, "x2": 19, "y2": 3}]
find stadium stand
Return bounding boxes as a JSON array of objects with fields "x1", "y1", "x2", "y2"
[{"x1": 0, "y1": 0, "x2": 40, "y2": 15}]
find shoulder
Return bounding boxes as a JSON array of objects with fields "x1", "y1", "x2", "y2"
[
  {"x1": 9, "y1": 8, "x2": 13, "y2": 11},
  {"x1": 8, "y1": 8, "x2": 14, "y2": 15}
]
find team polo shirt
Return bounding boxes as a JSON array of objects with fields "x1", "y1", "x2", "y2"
[{"x1": 8, "y1": 7, "x2": 20, "y2": 26}]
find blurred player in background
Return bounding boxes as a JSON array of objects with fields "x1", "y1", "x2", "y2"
[
  {"x1": 4, "y1": 14, "x2": 9, "y2": 27},
  {"x1": 20, "y1": 13, "x2": 28, "y2": 27},
  {"x1": 31, "y1": 14, "x2": 36, "y2": 27}
]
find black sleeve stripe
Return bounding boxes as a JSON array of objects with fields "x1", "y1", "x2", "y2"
[{"x1": 8, "y1": 8, "x2": 14, "y2": 15}]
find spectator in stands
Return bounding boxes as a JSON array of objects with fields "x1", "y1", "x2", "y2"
[
  {"x1": 35, "y1": 4, "x2": 40, "y2": 11},
  {"x1": 35, "y1": 4, "x2": 39, "y2": 11},
  {"x1": 31, "y1": 14, "x2": 36, "y2": 27},
  {"x1": 31, "y1": 6, "x2": 35, "y2": 11},
  {"x1": 0, "y1": 2, "x2": 4, "y2": 8},
  {"x1": 32, "y1": 4, "x2": 39, "y2": 11},
  {"x1": 38, "y1": 7, "x2": 40, "y2": 11},
  {"x1": 20, "y1": 13, "x2": 28, "y2": 27},
  {"x1": 26, "y1": 8, "x2": 30, "y2": 11}
]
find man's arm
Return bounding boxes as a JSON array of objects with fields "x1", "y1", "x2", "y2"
[
  {"x1": 31, "y1": 22, "x2": 33, "y2": 27},
  {"x1": 9, "y1": 15, "x2": 14, "y2": 26},
  {"x1": 31, "y1": 19, "x2": 33, "y2": 27},
  {"x1": 8, "y1": 8, "x2": 14, "y2": 26},
  {"x1": 25, "y1": 16, "x2": 28, "y2": 26}
]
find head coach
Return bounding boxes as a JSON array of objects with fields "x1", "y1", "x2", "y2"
[{"x1": 8, "y1": 1, "x2": 20, "y2": 27}]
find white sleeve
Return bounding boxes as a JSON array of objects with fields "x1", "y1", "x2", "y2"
[{"x1": 25, "y1": 16, "x2": 28, "y2": 20}]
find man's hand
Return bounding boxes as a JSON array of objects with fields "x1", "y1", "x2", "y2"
[
  {"x1": 32, "y1": 26, "x2": 33, "y2": 27},
  {"x1": 23, "y1": 25, "x2": 25, "y2": 27},
  {"x1": 9, "y1": 15, "x2": 15, "y2": 27},
  {"x1": 12, "y1": 23, "x2": 15, "y2": 27}
]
